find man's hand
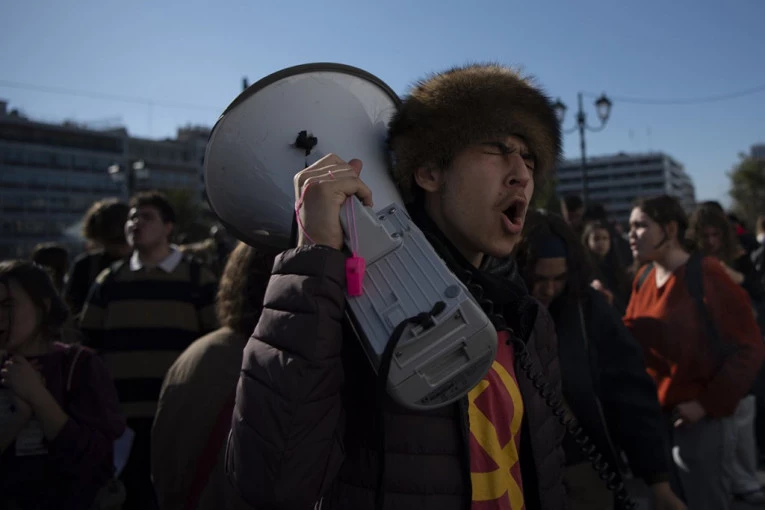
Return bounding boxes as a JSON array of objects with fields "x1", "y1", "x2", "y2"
[
  {"x1": 651, "y1": 481, "x2": 687, "y2": 510},
  {"x1": 673, "y1": 400, "x2": 706, "y2": 427},
  {"x1": 293, "y1": 154, "x2": 373, "y2": 250}
]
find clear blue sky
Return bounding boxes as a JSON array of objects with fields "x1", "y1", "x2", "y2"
[{"x1": 3, "y1": 0, "x2": 764, "y2": 206}]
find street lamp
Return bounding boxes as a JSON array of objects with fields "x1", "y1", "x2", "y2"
[
  {"x1": 107, "y1": 160, "x2": 150, "y2": 199},
  {"x1": 553, "y1": 92, "x2": 613, "y2": 207}
]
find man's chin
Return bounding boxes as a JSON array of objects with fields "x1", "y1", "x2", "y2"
[
  {"x1": 633, "y1": 250, "x2": 650, "y2": 264},
  {"x1": 132, "y1": 241, "x2": 151, "y2": 251},
  {"x1": 485, "y1": 238, "x2": 520, "y2": 259}
]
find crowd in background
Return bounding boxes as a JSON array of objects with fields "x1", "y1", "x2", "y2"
[{"x1": 2, "y1": 187, "x2": 765, "y2": 510}]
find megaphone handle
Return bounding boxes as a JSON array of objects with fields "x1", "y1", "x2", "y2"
[{"x1": 340, "y1": 197, "x2": 402, "y2": 265}]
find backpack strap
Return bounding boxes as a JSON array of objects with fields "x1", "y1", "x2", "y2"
[
  {"x1": 684, "y1": 252, "x2": 731, "y2": 355},
  {"x1": 183, "y1": 389, "x2": 236, "y2": 510},
  {"x1": 635, "y1": 263, "x2": 654, "y2": 292},
  {"x1": 87, "y1": 252, "x2": 104, "y2": 288},
  {"x1": 65, "y1": 345, "x2": 85, "y2": 395},
  {"x1": 101, "y1": 258, "x2": 128, "y2": 288}
]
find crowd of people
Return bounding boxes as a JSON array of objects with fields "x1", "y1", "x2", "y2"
[{"x1": 1, "y1": 62, "x2": 765, "y2": 510}]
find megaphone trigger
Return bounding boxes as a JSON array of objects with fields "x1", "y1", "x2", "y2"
[
  {"x1": 343, "y1": 194, "x2": 366, "y2": 297},
  {"x1": 346, "y1": 255, "x2": 366, "y2": 297}
]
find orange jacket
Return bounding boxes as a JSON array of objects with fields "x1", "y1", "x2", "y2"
[{"x1": 624, "y1": 256, "x2": 765, "y2": 417}]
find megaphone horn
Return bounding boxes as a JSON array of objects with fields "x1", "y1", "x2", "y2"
[{"x1": 204, "y1": 63, "x2": 497, "y2": 410}]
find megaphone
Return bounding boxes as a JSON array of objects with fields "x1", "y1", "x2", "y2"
[{"x1": 204, "y1": 63, "x2": 497, "y2": 410}]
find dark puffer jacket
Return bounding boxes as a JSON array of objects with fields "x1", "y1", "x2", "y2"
[
  {"x1": 554, "y1": 288, "x2": 669, "y2": 485},
  {"x1": 226, "y1": 245, "x2": 566, "y2": 509}
]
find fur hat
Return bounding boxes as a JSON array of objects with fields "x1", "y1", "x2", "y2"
[{"x1": 388, "y1": 63, "x2": 562, "y2": 203}]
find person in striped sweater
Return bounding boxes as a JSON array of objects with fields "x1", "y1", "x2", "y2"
[{"x1": 80, "y1": 190, "x2": 218, "y2": 510}]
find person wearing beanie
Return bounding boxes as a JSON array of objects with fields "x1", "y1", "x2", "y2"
[{"x1": 228, "y1": 63, "x2": 567, "y2": 510}]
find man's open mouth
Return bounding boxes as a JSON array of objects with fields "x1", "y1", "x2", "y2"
[{"x1": 502, "y1": 197, "x2": 527, "y2": 226}]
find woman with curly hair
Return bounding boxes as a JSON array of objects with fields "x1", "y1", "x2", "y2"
[
  {"x1": 64, "y1": 199, "x2": 131, "y2": 318},
  {"x1": 689, "y1": 203, "x2": 762, "y2": 300}
]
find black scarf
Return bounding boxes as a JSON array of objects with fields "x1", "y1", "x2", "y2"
[{"x1": 407, "y1": 203, "x2": 538, "y2": 342}]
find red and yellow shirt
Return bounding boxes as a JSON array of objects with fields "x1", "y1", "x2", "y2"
[{"x1": 469, "y1": 330, "x2": 525, "y2": 510}]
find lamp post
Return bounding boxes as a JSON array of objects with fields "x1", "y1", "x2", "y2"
[
  {"x1": 552, "y1": 93, "x2": 613, "y2": 207},
  {"x1": 107, "y1": 160, "x2": 150, "y2": 199}
]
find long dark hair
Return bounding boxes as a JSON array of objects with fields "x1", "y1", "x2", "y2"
[
  {"x1": 582, "y1": 220, "x2": 631, "y2": 296},
  {"x1": 633, "y1": 195, "x2": 695, "y2": 251},
  {"x1": 215, "y1": 242, "x2": 276, "y2": 335},
  {"x1": 0, "y1": 260, "x2": 70, "y2": 341},
  {"x1": 514, "y1": 210, "x2": 595, "y2": 304},
  {"x1": 688, "y1": 203, "x2": 742, "y2": 265}
]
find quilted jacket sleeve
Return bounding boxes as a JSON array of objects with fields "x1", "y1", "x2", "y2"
[{"x1": 226, "y1": 245, "x2": 349, "y2": 510}]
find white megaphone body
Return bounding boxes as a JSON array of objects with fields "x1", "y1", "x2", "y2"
[{"x1": 204, "y1": 63, "x2": 497, "y2": 410}]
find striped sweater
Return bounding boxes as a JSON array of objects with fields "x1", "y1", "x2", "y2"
[{"x1": 80, "y1": 258, "x2": 218, "y2": 420}]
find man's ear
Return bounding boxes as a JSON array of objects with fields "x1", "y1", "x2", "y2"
[
  {"x1": 413, "y1": 165, "x2": 443, "y2": 194},
  {"x1": 665, "y1": 220, "x2": 678, "y2": 241},
  {"x1": 165, "y1": 222, "x2": 174, "y2": 240}
]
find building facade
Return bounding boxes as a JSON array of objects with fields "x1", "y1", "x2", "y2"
[
  {"x1": 0, "y1": 100, "x2": 209, "y2": 259},
  {"x1": 556, "y1": 152, "x2": 696, "y2": 226}
]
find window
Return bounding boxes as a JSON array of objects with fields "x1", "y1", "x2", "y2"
[
  {"x1": 27, "y1": 151, "x2": 51, "y2": 166},
  {"x1": 0, "y1": 168, "x2": 26, "y2": 186},
  {"x1": 53, "y1": 153, "x2": 72, "y2": 168},
  {"x1": 6, "y1": 149, "x2": 24, "y2": 164}
]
